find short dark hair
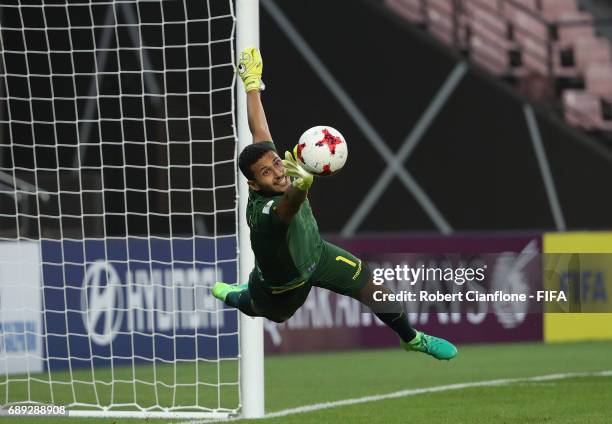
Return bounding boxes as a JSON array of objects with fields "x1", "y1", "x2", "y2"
[{"x1": 238, "y1": 143, "x2": 276, "y2": 181}]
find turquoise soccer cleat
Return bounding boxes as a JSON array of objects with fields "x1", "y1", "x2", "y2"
[
  {"x1": 212, "y1": 282, "x2": 248, "y2": 302},
  {"x1": 401, "y1": 331, "x2": 458, "y2": 361}
]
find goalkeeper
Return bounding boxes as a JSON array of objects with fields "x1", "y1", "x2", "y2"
[{"x1": 212, "y1": 47, "x2": 457, "y2": 360}]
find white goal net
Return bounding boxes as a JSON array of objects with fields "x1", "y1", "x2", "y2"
[{"x1": 0, "y1": 0, "x2": 241, "y2": 418}]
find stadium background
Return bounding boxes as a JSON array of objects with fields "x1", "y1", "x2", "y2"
[
  {"x1": 0, "y1": 0, "x2": 611, "y2": 422},
  {"x1": 258, "y1": 0, "x2": 612, "y2": 352}
]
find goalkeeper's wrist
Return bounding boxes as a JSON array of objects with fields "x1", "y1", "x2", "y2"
[
  {"x1": 292, "y1": 175, "x2": 313, "y2": 191},
  {"x1": 243, "y1": 76, "x2": 264, "y2": 93}
]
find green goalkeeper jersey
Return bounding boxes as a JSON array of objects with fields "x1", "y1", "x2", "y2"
[{"x1": 246, "y1": 142, "x2": 323, "y2": 290}]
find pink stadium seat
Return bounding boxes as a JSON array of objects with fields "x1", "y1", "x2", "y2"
[
  {"x1": 426, "y1": 1, "x2": 457, "y2": 46},
  {"x1": 385, "y1": 0, "x2": 424, "y2": 24},
  {"x1": 427, "y1": 0, "x2": 453, "y2": 15},
  {"x1": 574, "y1": 37, "x2": 612, "y2": 69},
  {"x1": 470, "y1": 4, "x2": 507, "y2": 36},
  {"x1": 557, "y1": 11, "x2": 594, "y2": 43},
  {"x1": 508, "y1": 0, "x2": 538, "y2": 12},
  {"x1": 503, "y1": 5, "x2": 550, "y2": 74},
  {"x1": 428, "y1": 16, "x2": 455, "y2": 46},
  {"x1": 470, "y1": 36, "x2": 511, "y2": 75},
  {"x1": 507, "y1": 6, "x2": 548, "y2": 66},
  {"x1": 468, "y1": 5, "x2": 515, "y2": 50},
  {"x1": 553, "y1": 36, "x2": 612, "y2": 77},
  {"x1": 541, "y1": 0, "x2": 578, "y2": 21},
  {"x1": 468, "y1": 0, "x2": 502, "y2": 12},
  {"x1": 563, "y1": 90, "x2": 612, "y2": 130},
  {"x1": 505, "y1": 13, "x2": 546, "y2": 72},
  {"x1": 584, "y1": 63, "x2": 612, "y2": 98},
  {"x1": 511, "y1": 9, "x2": 548, "y2": 42},
  {"x1": 502, "y1": 0, "x2": 539, "y2": 32},
  {"x1": 521, "y1": 38, "x2": 550, "y2": 74}
]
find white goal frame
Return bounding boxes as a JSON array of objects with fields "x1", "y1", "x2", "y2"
[{"x1": 236, "y1": 0, "x2": 265, "y2": 419}]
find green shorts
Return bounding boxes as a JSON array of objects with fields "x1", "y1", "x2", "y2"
[{"x1": 248, "y1": 241, "x2": 369, "y2": 322}]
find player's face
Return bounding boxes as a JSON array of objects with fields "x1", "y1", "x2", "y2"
[{"x1": 249, "y1": 151, "x2": 291, "y2": 193}]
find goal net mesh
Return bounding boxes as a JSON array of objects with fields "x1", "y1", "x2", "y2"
[{"x1": 0, "y1": 0, "x2": 240, "y2": 416}]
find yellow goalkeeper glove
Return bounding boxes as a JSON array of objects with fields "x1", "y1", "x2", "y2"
[
  {"x1": 282, "y1": 150, "x2": 313, "y2": 192},
  {"x1": 238, "y1": 47, "x2": 265, "y2": 92}
]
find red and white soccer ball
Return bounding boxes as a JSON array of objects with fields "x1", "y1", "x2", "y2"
[{"x1": 295, "y1": 126, "x2": 348, "y2": 176}]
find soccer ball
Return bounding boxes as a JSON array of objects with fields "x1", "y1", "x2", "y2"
[{"x1": 295, "y1": 126, "x2": 348, "y2": 176}]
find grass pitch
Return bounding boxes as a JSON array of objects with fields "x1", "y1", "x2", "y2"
[{"x1": 2, "y1": 340, "x2": 611, "y2": 423}]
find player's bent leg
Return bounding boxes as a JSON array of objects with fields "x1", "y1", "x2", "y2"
[
  {"x1": 311, "y1": 243, "x2": 416, "y2": 348},
  {"x1": 311, "y1": 241, "x2": 458, "y2": 360},
  {"x1": 265, "y1": 314, "x2": 291, "y2": 324},
  {"x1": 349, "y1": 279, "x2": 416, "y2": 344},
  {"x1": 228, "y1": 270, "x2": 312, "y2": 323},
  {"x1": 250, "y1": 281, "x2": 311, "y2": 323},
  {"x1": 353, "y1": 280, "x2": 457, "y2": 360},
  {"x1": 212, "y1": 281, "x2": 294, "y2": 322},
  {"x1": 311, "y1": 242, "x2": 414, "y2": 342}
]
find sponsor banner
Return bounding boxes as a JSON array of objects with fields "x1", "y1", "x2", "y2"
[
  {"x1": 543, "y1": 232, "x2": 612, "y2": 342},
  {"x1": 265, "y1": 235, "x2": 542, "y2": 354},
  {"x1": 41, "y1": 237, "x2": 238, "y2": 370},
  {"x1": 543, "y1": 254, "x2": 612, "y2": 313},
  {"x1": 0, "y1": 242, "x2": 43, "y2": 375},
  {"x1": 367, "y1": 250, "x2": 549, "y2": 315}
]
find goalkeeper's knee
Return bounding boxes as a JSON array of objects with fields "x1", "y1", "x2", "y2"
[
  {"x1": 265, "y1": 310, "x2": 294, "y2": 323},
  {"x1": 267, "y1": 315, "x2": 290, "y2": 324}
]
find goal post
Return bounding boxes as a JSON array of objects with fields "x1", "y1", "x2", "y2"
[
  {"x1": 0, "y1": 0, "x2": 263, "y2": 419},
  {"x1": 236, "y1": 0, "x2": 265, "y2": 419}
]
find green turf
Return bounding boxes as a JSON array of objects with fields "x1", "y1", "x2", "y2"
[
  {"x1": 1, "y1": 341, "x2": 611, "y2": 423},
  {"x1": 251, "y1": 376, "x2": 612, "y2": 424}
]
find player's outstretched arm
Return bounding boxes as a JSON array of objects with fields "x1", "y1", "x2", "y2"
[
  {"x1": 275, "y1": 151, "x2": 314, "y2": 223},
  {"x1": 275, "y1": 184, "x2": 307, "y2": 224},
  {"x1": 238, "y1": 47, "x2": 271, "y2": 143},
  {"x1": 247, "y1": 91, "x2": 272, "y2": 143}
]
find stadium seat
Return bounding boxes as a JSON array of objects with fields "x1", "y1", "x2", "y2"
[
  {"x1": 584, "y1": 63, "x2": 612, "y2": 99},
  {"x1": 427, "y1": 0, "x2": 453, "y2": 14},
  {"x1": 425, "y1": 1, "x2": 458, "y2": 46},
  {"x1": 500, "y1": 2, "x2": 551, "y2": 74},
  {"x1": 507, "y1": 0, "x2": 539, "y2": 12},
  {"x1": 464, "y1": 3, "x2": 525, "y2": 76},
  {"x1": 563, "y1": 90, "x2": 612, "y2": 130},
  {"x1": 385, "y1": 0, "x2": 425, "y2": 24},
  {"x1": 541, "y1": 0, "x2": 578, "y2": 21},
  {"x1": 466, "y1": 0, "x2": 502, "y2": 13},
  {"x1": 576, "y1": 38, "x2": 612, "y2": 68},
  {"x1": 425, "y1": 0, "x2": 462, "y2": 45},
  {"x1": 469, "y1": 4, "x2": 510, "y2": 41},
  {"x1": 470, "y1": 35, "x2": 513, "y2": 75},
  {"x1": 467, "y1": 4, "x2": 516, "y2": 52},
  {"x1": 557, "y1": 11, "x2": 594, "y2": 43},
  {"x1": 520, "y1": 38, "x2": 550, "y2": 75},
  {"x1": 554, "y1": 36, "x2": 612, "y2": 77},
  {"x1": 386, "y1": 0, "x2": 612, "y2": 133},
  {"x1": 510, "y1": 8, "x2": 548, "y2": 43}
]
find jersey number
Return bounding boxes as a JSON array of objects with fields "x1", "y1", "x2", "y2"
[
  {"x1": 335, "y1": 255, "x2": 357, "y2": 268},
  {"x1": 336, "y1": 255, "x2": 362, "y2": 281}
]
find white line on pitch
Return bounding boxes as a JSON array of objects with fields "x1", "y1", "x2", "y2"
[{"x1": 174, "y1": 370, "x2": 612, "y2": 424}]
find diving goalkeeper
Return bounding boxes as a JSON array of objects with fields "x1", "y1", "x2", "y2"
[{"x1": 212, "y1": 47, "x2": 457, "y2": 360}]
